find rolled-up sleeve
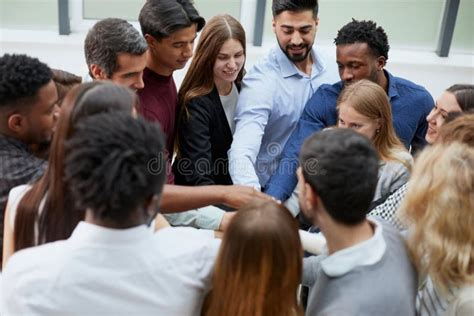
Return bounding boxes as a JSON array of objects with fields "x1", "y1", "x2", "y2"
[{"x1": 265, "y1": 88, "x2": 337, "y2": 201}]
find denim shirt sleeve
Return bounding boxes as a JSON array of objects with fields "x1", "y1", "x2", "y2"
[{"x1": 264, "y1": 86, "x2": 338, "y2": 201}]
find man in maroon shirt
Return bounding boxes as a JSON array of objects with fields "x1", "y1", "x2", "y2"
[
  {"x1": 138, "y1": 0, "x2": 205, "y2": 184},
  {"x1": 83, "y1": 16, "x2": 269, "y2": 230}
]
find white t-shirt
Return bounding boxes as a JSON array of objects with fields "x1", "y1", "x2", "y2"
[
  {"x1": 2, "y1": 222, "x2": 220, "y2": 316},
  {"x1": 219, "y1": 83, "x2": 238, "y2": 134}
]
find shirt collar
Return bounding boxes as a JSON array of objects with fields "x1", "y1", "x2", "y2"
[
  {"x1": 275, "y1": 46, "x2": 325, "y2": 79},
  {"x1": 69, "y1": 221, "x2": 153, "y2": 245},
  {"x1": 320, "y1": 218, "x2": 386, "y2": 277},
  {"x1": 0, "y1": 134, "x2": 31, "y2": 152},
  {"x1": 385, "y1": 70, "x2": 399, "y2": 100}
]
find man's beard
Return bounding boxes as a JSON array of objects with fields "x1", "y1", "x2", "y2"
[{"x1": 279, "y1": 43, "x2": 312, "y2": 63}]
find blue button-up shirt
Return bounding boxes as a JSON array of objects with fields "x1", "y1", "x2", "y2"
[
  {"x1": 228, "y1": 46, "x2": 339, "y2": 188},
  {"x1": 265, "y1": 70, "x2": 434, "y2": 201}
]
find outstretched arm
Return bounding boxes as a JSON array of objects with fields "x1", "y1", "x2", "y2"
[
  {"x1": 265, "y1": 87, "x2": 338, "y2": 201},
  {"x1": 228, "y1": 66, "x2": 273, "y2": 189},
  {"x1": 159, "y1": 184, "x2": 271, "y2": 213}
]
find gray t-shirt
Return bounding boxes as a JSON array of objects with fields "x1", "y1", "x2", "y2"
[{"x1": 303, "y1": 220, "x2": 417, "y2": 316}]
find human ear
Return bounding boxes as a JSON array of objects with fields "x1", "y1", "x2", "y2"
[
  {"x1": 297, "y1": 168, "x2": 317, "y2": 212},
  {"x1": 272, "y1": 18, "x2": 276, "y2": 34},
  {"x1": 144, "y1": 194, "x2": 162, "y2": 220},
  {"x1": 376, "y1": 56, "x2": 386, "y2": 71},
  {"x1": 7, "y1": 113, "x2": 26, "y2": 134},
  {"x1": 144, "y1": 34, "x2": 156, "y2": 48},
  {"x1": 90, "y1": 64, "x2": 107, "y2": 80}
]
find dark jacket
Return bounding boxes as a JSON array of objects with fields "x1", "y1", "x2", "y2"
[{"x1": 173, "y1": 86, "x2": 235, "y2": 186}]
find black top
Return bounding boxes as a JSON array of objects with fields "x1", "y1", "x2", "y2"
[{"x1": 173, "y1": 87, "x2": 234, "y2": 186}]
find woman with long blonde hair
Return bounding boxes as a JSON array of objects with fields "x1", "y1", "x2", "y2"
[
  {"x1": 336, "y1": 79, "x2": 411, "y2": 208},
  {"x1": 203, "y1": 199, "x2": 303, "y2": 316},
  {"x1": 400, "y1": 143, "x2": 474, "y2": 315}
]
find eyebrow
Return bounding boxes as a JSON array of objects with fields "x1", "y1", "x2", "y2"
[
  {"x1": 217, "y1": 50, "x2": 244, "y2": 56},
  {"x1": 280, "y1": 24, "x2": 313, "y2": 30},
  {"x1": 435, "y1": 101, "x2": 449, "y2": 114}
]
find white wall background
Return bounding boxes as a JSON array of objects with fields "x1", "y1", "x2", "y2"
[{"x1": 1, "y1": 28, "x2": 473, "y2": 100}]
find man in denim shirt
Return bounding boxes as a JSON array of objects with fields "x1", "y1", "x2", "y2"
[{"x1": 265, "y1": 19, "x2": 434, "y2": 202}]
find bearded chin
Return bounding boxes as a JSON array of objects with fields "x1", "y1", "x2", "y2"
[{"x1": 278, "y1": 44, "x2": 311, "y2": 63}]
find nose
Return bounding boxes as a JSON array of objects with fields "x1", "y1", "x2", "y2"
[
  {"x1": 183, "y1": 43, "x2": 193, "y2": 58},
  {"x1": 134, "y1": 75, "x2": 145, "y2": 90},
  {"x1": 341, "y1": 68, "x2": 353, "y2": 81},
  {"x1": 426, "y1": 108, "x2": 437, "y2": 123},
  {"x1": 53, "y1": 104, "x2": 60, "y2": 121},
  {"x1": 227, "y1": 58, "x2": 237, "y2": 69},
  {"x1": 290, "y1": 32, "x2": 303, "y2": 46}
]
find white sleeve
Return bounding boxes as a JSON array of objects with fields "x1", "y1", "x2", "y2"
[{"x1": 299, "y1": 230, "x2": 326, "y2": 255}]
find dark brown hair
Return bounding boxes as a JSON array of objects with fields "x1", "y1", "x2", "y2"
[
  {"x1": 203, "y1": 199, "x2": 303, "y2": 316},
  {"x1": 175, "y1": 14, "x2": 245, "y2": 157},
  {"x1": 446, "y1": 84, "x2": 474, "y2": 112},
  {"x1": 14, "y1": 82, "x2": 137, "y2": 251}
]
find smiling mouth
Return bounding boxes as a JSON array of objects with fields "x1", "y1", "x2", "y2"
[
  {"x1": 288, "y1": 46, "x2": 306, "y2": 54},
  {"x1": 427, "y1": 125, "x2": 437, "y2": 134},
  {"x1": 224, "y1": 69, "x2": 238, "y2": 75}
]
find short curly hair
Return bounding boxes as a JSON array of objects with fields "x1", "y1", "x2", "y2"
[
  {"x1": 65, "y1": 112, "x2": 166, "y2": 225},
  {"x1": 334, "y1": 19, "x2": 390, "y2": 60},
  {"x1": 0, "y1": 54, "x2": 52, "y2": 109}
]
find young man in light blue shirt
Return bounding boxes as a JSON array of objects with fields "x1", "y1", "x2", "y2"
[{"x1": 228, "y1": 0, "x2": 338, "y2": 190}]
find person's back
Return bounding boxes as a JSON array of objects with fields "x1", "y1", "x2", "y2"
[
  {"x1": 303, "y1": 220, "x2": 416, "y2": 315},
  {"x1": 204, "y1": 199, "x2": 303, "y2": 316},
  {"x1": 3, "y1": 224, "x2": 218, "y2": 315},
  {"x1": 297, "y1": 129, "x2": 417, "y2": 315},
  {"x1": 1, "y1": 113, "x2": 219, "y2": 315}
]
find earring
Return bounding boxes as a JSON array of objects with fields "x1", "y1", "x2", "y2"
[{"x1": 376, "y1": 129, "x2": 381, "y2": 134}]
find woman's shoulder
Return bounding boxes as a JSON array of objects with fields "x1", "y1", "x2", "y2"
[
  {"x1": 8, "y1": 184, "x2": 32, "y2": 207},
  {"x1": 384, "y1": 149, "x2": 413, "y2": 170},
  {"x1": 446, "y1": 285, "x2": 474, "y2": 316},
  {"x1": 187, "y1": 91, "x2": 220, "y2": 111},
  {"x1": 6, "y1": 184, "x2": 32, "y2": 228}
]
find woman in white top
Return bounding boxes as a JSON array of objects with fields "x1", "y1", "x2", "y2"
[
  {"x1": 173, "y1": 14, "x2": 246, "y2": 187},
  {"x1": 168, "y1": 14, "x2": 246, "y2": 230}
]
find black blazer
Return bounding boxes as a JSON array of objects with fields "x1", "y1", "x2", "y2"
[{"x1": 173, "y1": 87, "x2": 235, "y2": 186}]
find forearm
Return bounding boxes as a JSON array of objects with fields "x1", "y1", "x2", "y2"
[{"x1": 160, "y1": 185, "x2": 227, "y2": 213}]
